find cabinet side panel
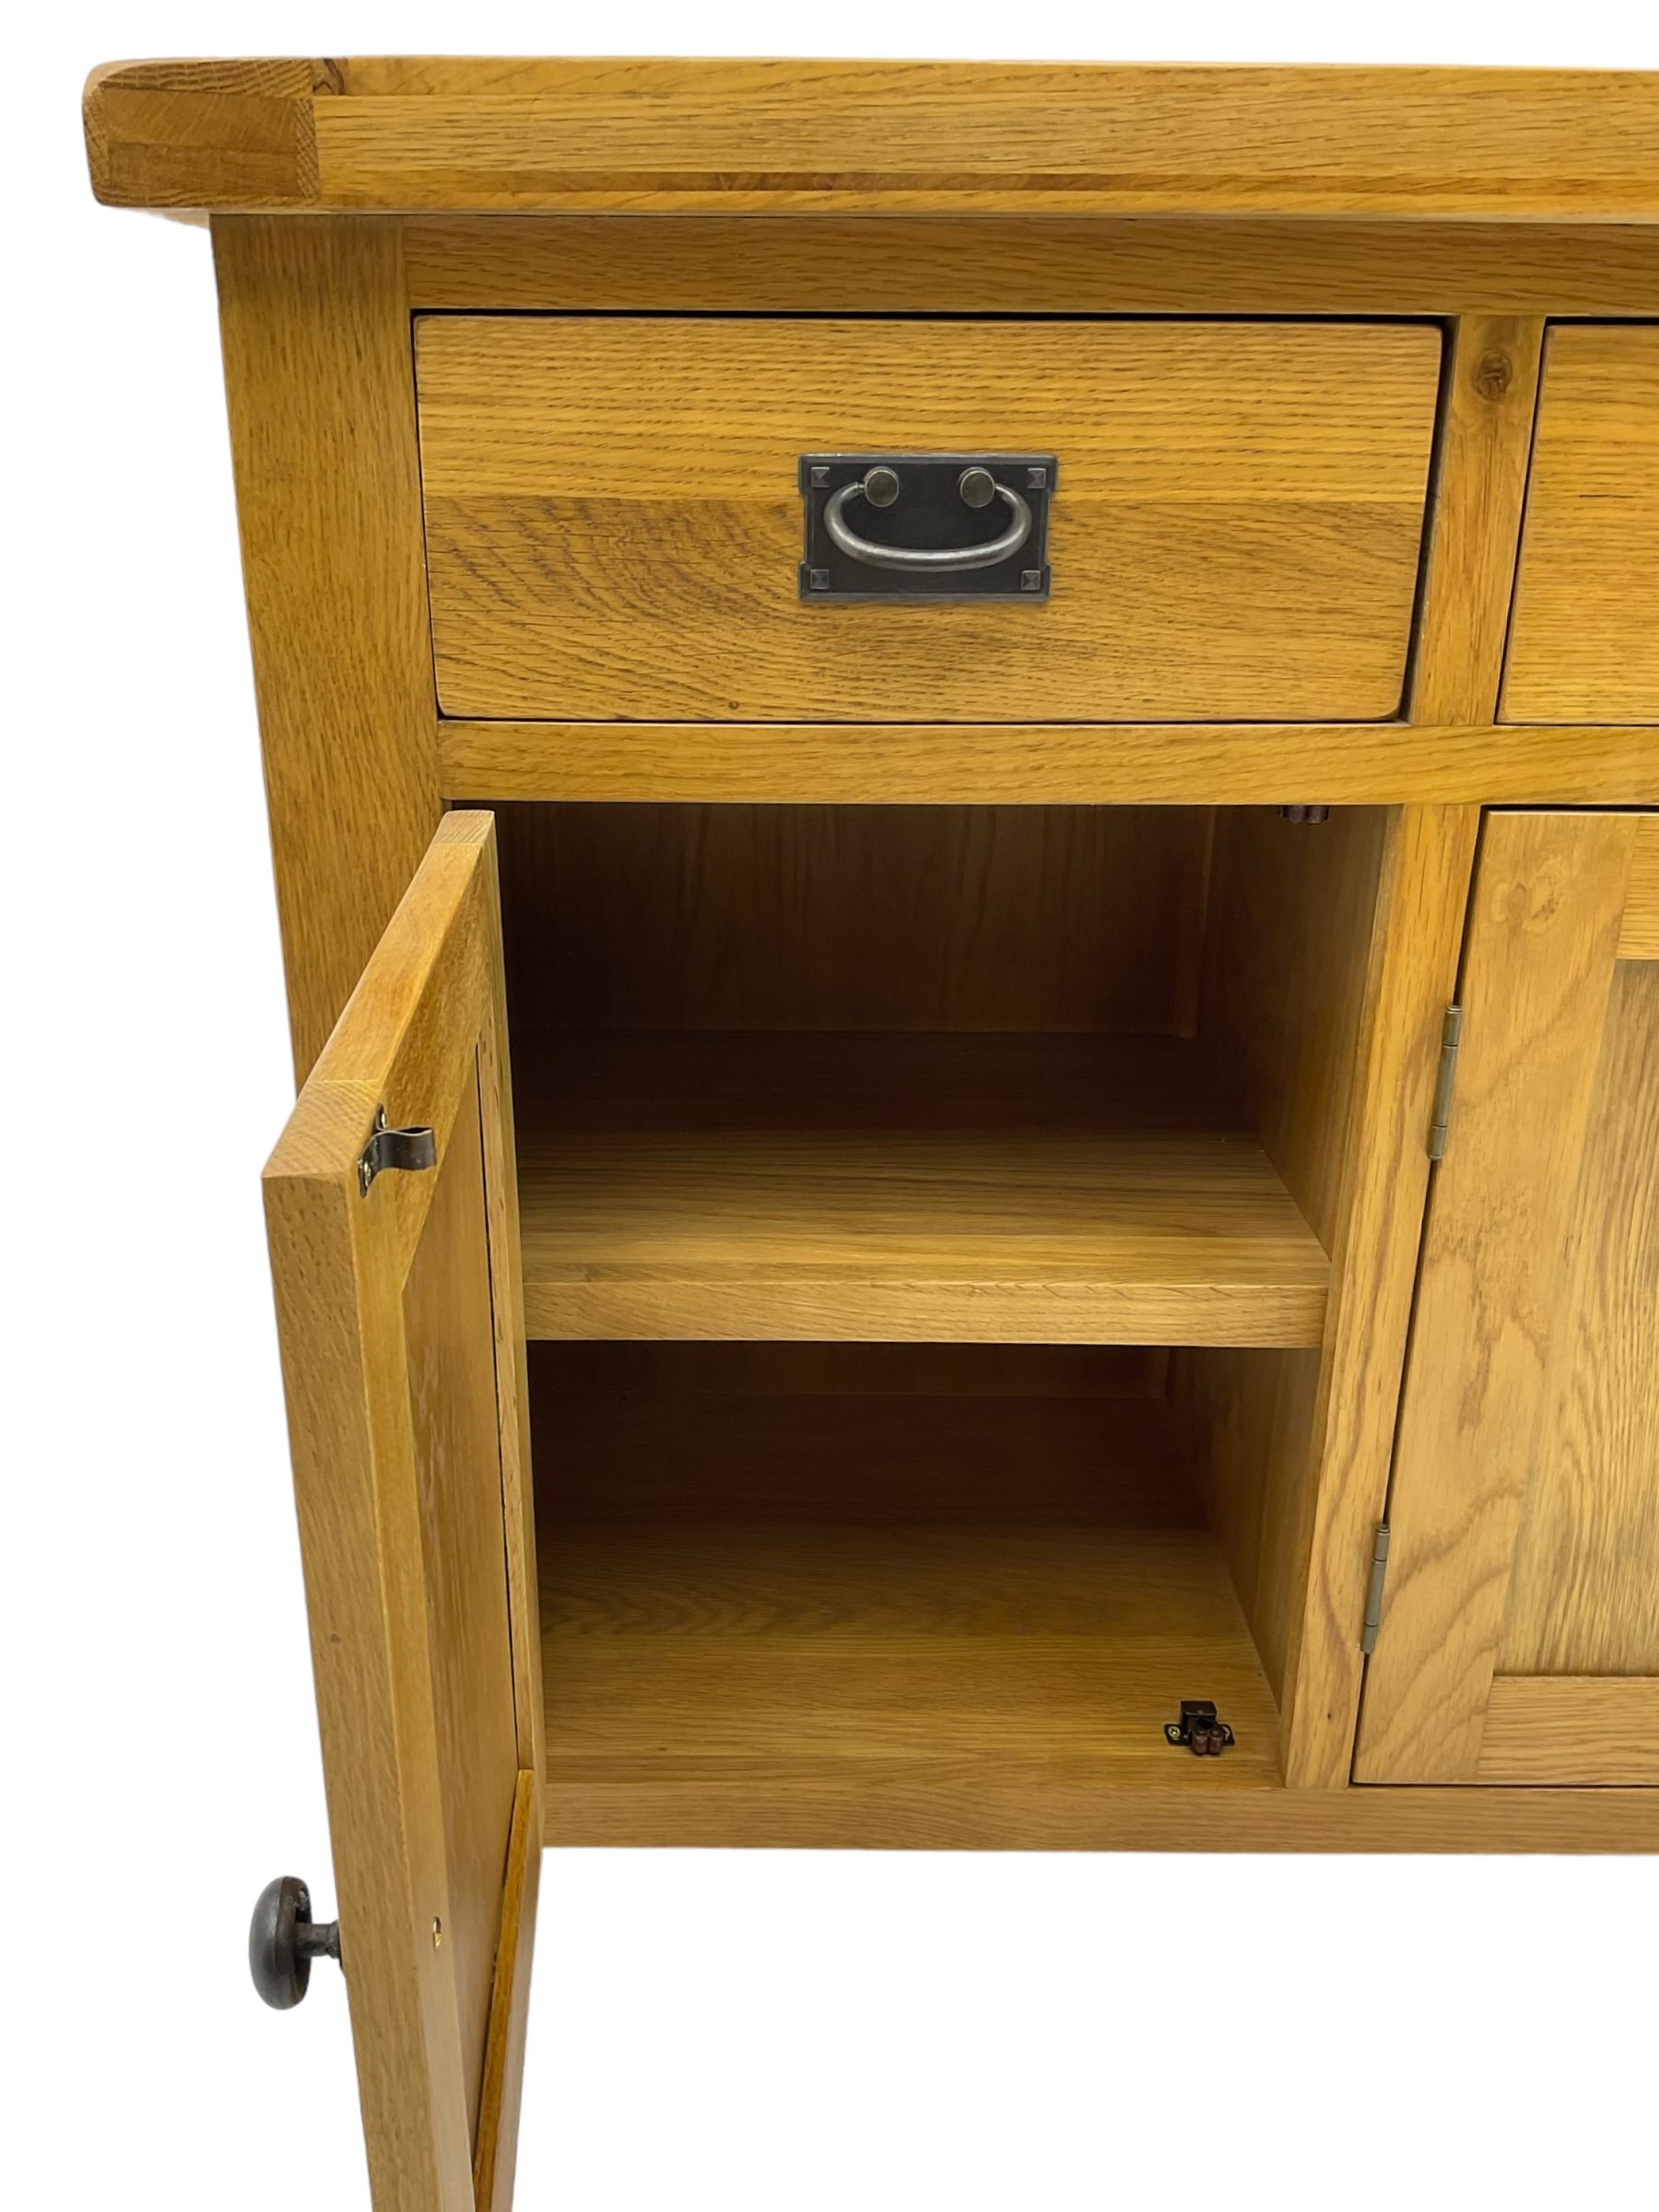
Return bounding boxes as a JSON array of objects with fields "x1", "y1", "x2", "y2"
[
  {"x1": 1196, "y1": 806, "x2": 1478, "y2": 1785},
  {"x1": 214, "y1": 213, "x2": 442, "y2": 1083}
]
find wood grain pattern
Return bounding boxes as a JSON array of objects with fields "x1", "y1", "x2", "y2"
[
  {"x1": 262, "y1": 816, "x2": 538, "y2": 2209},
  {"x1": 401, "y1": 1071, "x2": 519, "y2": 2151},
  {"x1": 404, "y1": 214, "x2": 1659, "y2": 317},
  {"x1": 1357, "y1": 811, "x2": 1639, "y2": 1783},
  {"x1": 1504, "y1": 325, "x2": 1659, "y2": 724},
  {"x1": 544, "y1": 1779, "x2": 1659, "y2": 1852},
  {"x1": 1199, "y1": 808, "x2": 1391, "y2": 1254},
  {"x1": 416, "y1": 315, "x2": 1439, "y2": 724},
  {"x1": 1173, "y1": 808, "x2": 1393, "y2": 1714},
  {"x1": 494, "y1": 802, "x2": 1212, "y2": 1040},
  {"x1": 1175, "y1": 805, "x2": 1480, "y2": 1770},
  {"x1": 1279, "y1": 806, "x2": 1481, "y2": 1786},
  {"x1": 1497, "y1": 959, "x2": 1659, "y2": 1677},
  {"x1": 1408, "y1": 317, "x2": 1545, "y2": 726},
  {"x1": 1260, "y1": 312, "x2": 1547, "y2": 1778},
  {"x1": 471, "y1": 1771, "x2": 541, "y2": 2212},
  {"x1": 86, "y1": 58, "x2": 325, "y2": 206},
  {"x1": 537, "y1": 1387, "x2": 1280, "y2": 1785},
  {"x1": 514, "y1": 1033, "x2": 1329, "y2": 1346},
  {"x1": 1477, "y1": 1679, "x2": 1659, "y2": 1784},
  {"x1": 439, "y1": 719, "x2": 1659, "y2": 809},
  {"x1": 1618, "y1": 813, "x2": 1659, "y2": 957},
  {"x1": 532, "y1": 1340, "x2": 1167, "y2": 1401},
  {"x1": 473, "y1": 824, "x2": 545, "y2": 1786},
  {"x1": 1172, "y1": 1346, "x2": 1321, "y2": 1711},
  {"x1": 87, "y1": 59, "x2": 1659, "y2": 218},
  {"x1": 213, "y1": 215, "x2": 441, "y2": 1084}
]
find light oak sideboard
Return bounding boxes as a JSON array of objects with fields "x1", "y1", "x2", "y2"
[{"x1": 87, "y1": 56, "x2": 1658, "y2": 2212}]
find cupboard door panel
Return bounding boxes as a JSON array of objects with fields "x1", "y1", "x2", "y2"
[
  {"x1": 1358, "y1": 811, "x2": 1659, "y2": 1784},
  {"x1": 1497, "y1": 958, "x2": 1659, "y2": 1680},
  {"x1": 264, "y1": 813, "x2": 542, "y2": 2211}
]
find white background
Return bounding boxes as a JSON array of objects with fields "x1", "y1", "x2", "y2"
[{"x1": 7, "y1": 6, "x2": 1656, "y2": 2207}]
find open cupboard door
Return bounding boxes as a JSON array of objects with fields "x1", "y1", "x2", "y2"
[
  {"x1": 1358, "y1": 811, "x2": 1659, "y2": 1786},
  {"x1": 262, "y1": 814, "x2": 542, "y2": 2212}
]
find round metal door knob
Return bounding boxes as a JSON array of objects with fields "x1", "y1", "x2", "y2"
[
  {"x1": 958, "y1": 465, "x2": 997, "y2": 509},
  {"x1": 249, "y1": 1876, "x2": 342, "y2": 2009},
  {"x1": 861, "y1": 465, "x2": 900, "y2": 508}
]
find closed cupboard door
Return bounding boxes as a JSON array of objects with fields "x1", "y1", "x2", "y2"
[
  {"x1": 263, "y1": 813, "x2": 543, "y2": 2211},
  {"x1": 1358, "y1": 811, "x2": 1659, "y2": 1785}
]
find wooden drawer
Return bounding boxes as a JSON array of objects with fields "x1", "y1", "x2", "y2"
[
  {"x1": 416, "y1": 317, "x2": 1441, "y2": 724},
  {"x1": 1503, "y1": 324, "x2": 1659, "y2": 724}
]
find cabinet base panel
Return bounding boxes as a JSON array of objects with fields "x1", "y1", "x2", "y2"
[{"x1": 543, "y1": 1779, "x2": 1659, "y2": 1853}]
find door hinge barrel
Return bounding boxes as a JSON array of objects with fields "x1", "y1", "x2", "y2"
[
  {"x1": 1360, "y1": 1523, "x2": 1392, "y2": 1655},
  {"x1": 1427, "y1": 1003, "x2": 1464, "y2": 1160}
]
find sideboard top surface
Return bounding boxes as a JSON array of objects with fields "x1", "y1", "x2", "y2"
[{"x1": 84, "y1": 56, "x2": 1659, "y2": 219}]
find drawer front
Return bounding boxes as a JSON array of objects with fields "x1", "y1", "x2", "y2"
[
  {"x1": 1503, "y1": 324, "x2": 1659, "y2": 725},
  {"x1": 416, "y1": 316, "x2": 1441, "y2": 724}
]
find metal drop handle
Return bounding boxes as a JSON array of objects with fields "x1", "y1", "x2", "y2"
[{"x1": 823, "y1": 465, "x2": 1033, "y2": 573}]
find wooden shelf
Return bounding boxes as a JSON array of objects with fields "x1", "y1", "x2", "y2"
[
  {"x1": 537, "y1": 1383, "x2": 1282, "y2": 1800},
  {"x1": 515, "y1": 1033, "x2": 1329, "y2": 1347}
]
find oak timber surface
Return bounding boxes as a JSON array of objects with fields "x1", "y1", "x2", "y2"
[
  {"x1": 441, "y1": 719, "x2": 1659, "y2": 808},
  {"x1": 1503, "y1": 325, "x2": 1659, "y2": 724},
  {"x1": 214, "y1": 217, "x2": 442, "y2": 1083},
  {"x1": 1356, "y1": 812, "x2": 1648, "y2": 1784},
  {"x1": 400, "y1": 1072, "x2": 519, "y2": 2155},
  {"x1": 1175, "y1": 812, "x2": 1389, "y2": 1724},
  {"x1": 404, "y1": 214, "x2": 1659, "y2": 318},
  {"x1": 1496, "y1": 959, "x2": 1659, "y2": 1679},
  {"x1": 1622, "y1": 817, "x2": 1659, "y2": 959},
  {"x1": 536, "y1": 1386, "x2": 1281, "y2": 1788},
  {"x1": 1477, "y1": 1679, "x2": 1659, "y2": 1784},
  {"x1": 416, "y1": 316, "x2": 1439, "y2": 723},
  {"x1": 260, "y1": 818, "x2": 527, "y2": 2210},
  {"x1": 493, "y1": 801, "x2": 1213, "y2": 1040},
  {"x1": 86, "y1": 60, "x2": 1659, "y2": 218},
  {"x1": 1408, "y1": 317, "x2": 1544, "y2": 727},
  {"x1": 545, "y1": 1775, "x2": 1659, "y2": 1852},
  {"x1": 513, "y1": 1033, "x2": 1329, "y2": 1345}
]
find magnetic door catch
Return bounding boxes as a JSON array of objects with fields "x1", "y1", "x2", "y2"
[{"x1": 1165, "y1": 1700, "x2": 1235, "y2": 1756}]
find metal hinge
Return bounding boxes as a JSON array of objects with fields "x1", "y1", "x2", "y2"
[
  {"x1": 1359, "y1": 1524, "x2": 1392, "y2": 1655},
  {"x1": 1426, "y1": 1003, "x2": 1464, "y2": 1160},
  {"x1": 358, "y1": 1107, "x2": 437, "y2": 1195}
]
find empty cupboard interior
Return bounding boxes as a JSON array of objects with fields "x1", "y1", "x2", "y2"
[{"x1": 474, "y1": 800, "x2": 1396, "y2": 1798}]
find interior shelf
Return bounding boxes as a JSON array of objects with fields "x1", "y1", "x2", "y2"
[
  {"x1": 514, "y1": 1031, "x2": 1329, "y2": 1347},
  {"x1": 536, "y1": 1359, "x2": 1282, "y2": 1795}
]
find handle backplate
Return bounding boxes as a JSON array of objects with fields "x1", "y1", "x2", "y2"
[{"x1": 799, "y1": 453, "x2": 1056, "y2": 602}]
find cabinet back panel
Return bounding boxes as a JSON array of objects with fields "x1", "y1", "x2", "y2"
[
  {"x1": 494, "y1": 801, "x2": 1213, "y2": 1036},
  {"x1": 533, "y1": 1341, "x2": 1167, "y2": 1399}
]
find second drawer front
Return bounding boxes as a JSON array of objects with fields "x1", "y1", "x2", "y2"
[
  {"x1": 1502, "y1": 323, "x2": 1659, "y2": 725},
  {"x1": 416, "y1": 315, "x2": 1441, "y2": 724}
]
